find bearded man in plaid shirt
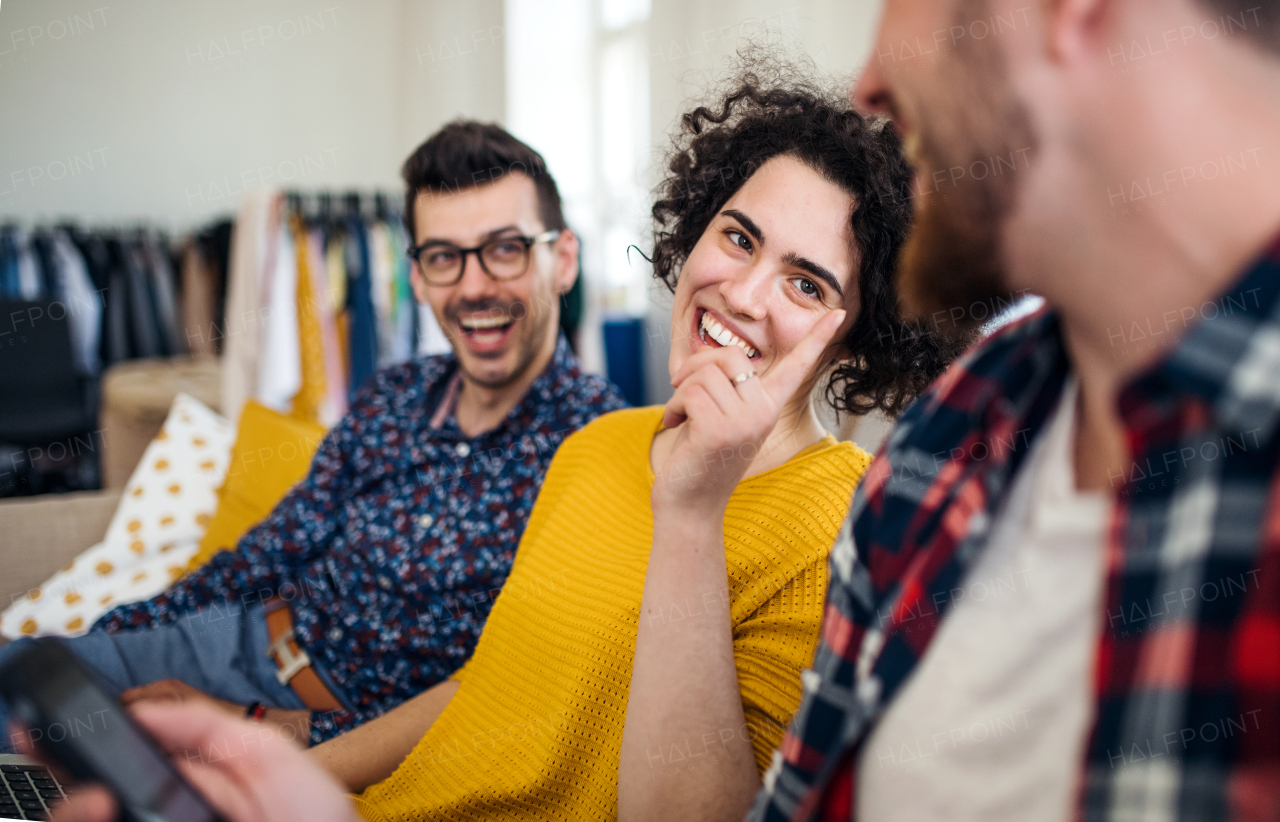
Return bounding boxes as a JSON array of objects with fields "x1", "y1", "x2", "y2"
[{"x1": 748, "y1": 0, "x2": 1280, "y2": 821}]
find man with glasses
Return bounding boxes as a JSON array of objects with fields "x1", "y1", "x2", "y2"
[{"x1": 1, "y1": 121, "x2": 625, "y2": 753}]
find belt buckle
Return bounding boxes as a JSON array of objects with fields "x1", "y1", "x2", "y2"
[{"x1": 267, "y1": 626, "x2": 312, "y2": 686}]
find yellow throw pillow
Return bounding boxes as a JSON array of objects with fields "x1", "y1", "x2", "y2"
[{"x1": 184, "y1": 401, "x2": 327, "y2": 573}]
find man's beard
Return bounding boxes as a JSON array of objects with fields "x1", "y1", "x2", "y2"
[
  {"x1": 897, "y1": 1, "x2": 1038, "y2": 337},
  {"x1": 446, "y1": 297, "x2": 553, "y2": 390}
]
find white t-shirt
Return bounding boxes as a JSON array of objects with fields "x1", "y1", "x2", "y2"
[{"x1": 857, "y1": 380, "x2": 1110, "y2": 822}]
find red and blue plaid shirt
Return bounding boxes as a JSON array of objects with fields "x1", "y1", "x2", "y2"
[{"x1": 749, "y1": 233, "x2": 1280, "y2": 822}]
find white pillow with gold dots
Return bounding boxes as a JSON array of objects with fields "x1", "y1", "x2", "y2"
[{"x1": 1, "y1": 393, "x2": 234, "y2": 639}]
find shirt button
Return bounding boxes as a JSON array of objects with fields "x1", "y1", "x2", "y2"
[
  {"x1": 455, "y1": 442, "x2": 471, "y2": 457},
  {"x1": 378, "y1": 576, "x2": 392, "y2": 590},
  {"x1": 418, "y1": 514, "x2": 434, "y2": 529},
  {"x1": 328, "y1": 627, "x2": 343, "y2": 641}
]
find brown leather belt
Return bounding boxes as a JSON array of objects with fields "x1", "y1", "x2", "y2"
[{"x1": 263, "y1": 598, "x2": 343, "y2": 712}]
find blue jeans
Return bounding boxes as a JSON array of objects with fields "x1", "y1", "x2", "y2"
[{"x1": 0, "y1": 600, "x2": 334, "y2": 753}]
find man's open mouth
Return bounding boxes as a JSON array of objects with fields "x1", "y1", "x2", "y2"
[{"x1": 456, "y1": 311, "x2": 516, "y2": 350}]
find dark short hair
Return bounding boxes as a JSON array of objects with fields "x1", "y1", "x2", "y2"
[
  {"x1": 651, "y1": 62, "x2": 974, "y2": 417},
  {"x1": 400, "y1": 120, "x2": 567, "y2": 241}
]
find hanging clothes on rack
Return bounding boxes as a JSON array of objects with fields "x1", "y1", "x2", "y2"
[
  {"x1": 14, "y1": 227, "x2": 102, "y2": 378},
  {"x1": 67, "y1": 230, "x2": 124, "y2": 368},
  {"x1": 12, "y1": 227, "x2": 42, "y2": 300},
  {"x1": 221, "y1": 189, "x2": 282, "y2": 427},
  {"x1": 176, "y1": 218, "x2": 234, "y2": 359},
  {"x1": 120, "y1": 238, "x2": 162, "y2": 359},
  {"x1": 381, "y1": 210, "x2": 422, "y2": 363},
  {"x1": 0, "y1": 224, "x2": 187, "y2": 377},
  {"x1": 28, "y1": 231, "x2": 59, "y2": 299},
  {"x1": 289, "y1": 213, "x2": 328, "y2": 425},
  {"x1": 50, "y1": 230, "x2": 103, "y2": 377},
  {"x1": 315, "y1": 194, "x2": 349, "y2": 404},
  {"x1": 256, "y1": 216, "x2": 302, "y2": 414},
  {"x1": 366, "y1": 217, "x2": 391, "y2": 367},
  {"x1": 344, "y1": 198, "x2": 378, "y2": 400},
  {"x1": 216, "y1": 188, "x2": 448, "y2": 426},
  {"x1": 305, "y1": 222, "x2": 347, "y2": 426},
  {"x1": 101, "y1": 238, "x2": 132, "y2": 367},
  {"x1": 142, "y1": 232, "x2": 183, "y2": 356}
]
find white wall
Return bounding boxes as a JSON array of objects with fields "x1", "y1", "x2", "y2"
[
  {"x1": 649, "y1": 0, "x2": 880, "y2": 151},
  {"x1": 0, "y1": 0, "x2": 874, "y2": 226},
  {"x1": 0, "y1": 0, "x2": 504, "y2": 230},
  {"x1": 0, "y1": 0, "x2": 876, "y2": 229},
  {"x1": 398, "y1": 0, "x2": 506, "y2": 165},
  {"x1": 0, "y1": 0, "x2": 881, "y2": 400}
]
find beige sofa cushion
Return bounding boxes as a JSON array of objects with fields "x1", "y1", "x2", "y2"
[
  {"x1": 0, "y1": 490, "x2": 121, "y2": 632},
  {"x1": 99, "y1": 356, "x2": 222, "y2": 489}
]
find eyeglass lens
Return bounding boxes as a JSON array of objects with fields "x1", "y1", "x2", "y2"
[{"x1": 416, "y1": 237, "x2": 530, "y2": 283}]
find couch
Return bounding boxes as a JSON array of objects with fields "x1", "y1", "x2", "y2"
[{"x1": 0, "y1": 490, "x2": 120, "y2": 646}]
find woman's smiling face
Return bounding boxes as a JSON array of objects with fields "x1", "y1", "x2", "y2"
[{"x1": 669, "y1": 154, "x2": 860, "y2": 390}]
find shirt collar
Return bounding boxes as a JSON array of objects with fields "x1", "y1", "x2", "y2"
[
  {"x1": 428, "y1": 333, "x2": 583, "y2": 440},
  {"x1": 525, "y1": 333, "x2": 582, "y2": 403},
  {"x1": 1121, "y1": 231, "x2": 1280, "y2": 441}
]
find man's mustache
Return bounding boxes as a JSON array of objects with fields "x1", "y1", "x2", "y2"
[{"x1": 444, "y1": 300, "x2": 527, "y2": 324}]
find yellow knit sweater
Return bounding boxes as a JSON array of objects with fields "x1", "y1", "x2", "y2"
[{"x1": 355, "y1": 407, "x2": 871, "y2": 821}]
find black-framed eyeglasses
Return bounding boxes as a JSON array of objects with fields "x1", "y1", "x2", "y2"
[{"x1": 406, "y1": 230, "x2": 561, "y2": 286}]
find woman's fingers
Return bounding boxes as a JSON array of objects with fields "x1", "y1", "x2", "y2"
[
  {"x1": 33, "y1": 703, "x2": 356, "y2": 822},
  {"x1": 120, "y1": 680, "x2": 183, "y2": 706},
  {"x1": 126, "y1": 703, "x2": 264, "y2": 818},
  {"x1": 670, "y1": 344, "x2": 756, "y2": 389},
  {"x1": 758, "y1": 310, "x2": 845, "y2": 408},
  {"x1": 687, "y1": 363, "x2": 750, "y2": 419},
  {"x1": 663, "y1": 308, "x2": 846, "y2": 465},
  {"x1": 661, "y1": 384, "x2": 691, "y2": 429},
  {"x1": 662, "y1": 355, "x2": 753, "y2": 431},
  {"x1": 661, "y1": 381, "x2": 714, "y2": 430},
  {"x1": 673, "y1": 308, "x2": 845, "y2": 408}
]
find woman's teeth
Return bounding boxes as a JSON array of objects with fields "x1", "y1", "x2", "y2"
[{"x1": 699, "y1": 313, "x2": 758, "y2": 358}]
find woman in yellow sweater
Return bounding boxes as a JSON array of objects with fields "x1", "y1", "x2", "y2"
[
  {"x1": 300, "y1": 72, "x2": 964, "y2": 822},
  {"x1": 47, "y1": 73, "x2": 965, "y2": 822}
]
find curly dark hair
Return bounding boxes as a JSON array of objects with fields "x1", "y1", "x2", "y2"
[{"x1": 650, "y1": 61, "x2": 974, "y2": 417}]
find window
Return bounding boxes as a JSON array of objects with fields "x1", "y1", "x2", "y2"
[{"x1": 506, "y1": 0, "x2": 651, "y2": 372}]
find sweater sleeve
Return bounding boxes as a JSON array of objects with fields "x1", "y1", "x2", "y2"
[
  {"x1": 92, "y1": 411, "x2": 357, "y2": 633},
  {"x1": 732, "y1": 556, "x2": 830, "y2": 775}
]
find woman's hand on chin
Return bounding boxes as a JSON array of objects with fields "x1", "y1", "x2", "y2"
[{"x1": 654, "y1": 309, "x2": 845, "y2": 511}]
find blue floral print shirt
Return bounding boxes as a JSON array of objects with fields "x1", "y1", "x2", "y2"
[{"x1": 94, "y1": 336, "x2": 626, "y2": 743}]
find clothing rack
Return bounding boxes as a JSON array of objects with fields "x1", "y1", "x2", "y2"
[
  {"x1": 219, "y1": 187, "x2": 449, "y2": 429},
  {"x1": 2, "y1": 188, "x2": 451, "y2": 436},
  {"x1": 283, "y1": 189, "x2": 402, "y2": 228},
  {"x1": 0, "y1": 222, "x2": 192, "y2": 375}
]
